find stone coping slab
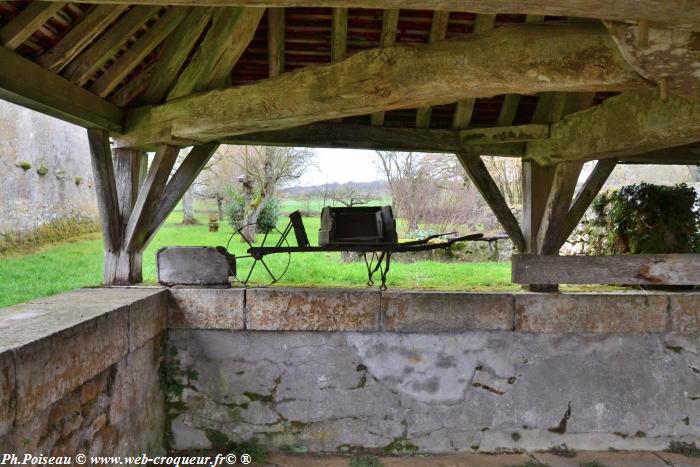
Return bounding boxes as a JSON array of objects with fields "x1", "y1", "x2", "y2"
[{"x1": 166, "y1": 287, "x2": 700, "y2": 333}]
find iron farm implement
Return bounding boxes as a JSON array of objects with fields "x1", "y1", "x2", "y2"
[{"x1": 225, "y1": 206, "x2": 484, "y2": 289}]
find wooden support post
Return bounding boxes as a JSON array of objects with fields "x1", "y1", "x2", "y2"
[
  {"x1": 562, "y1": 159, "x2": 616, "y2": 241},
  {"x1": 536, "y1": 161, "x2": 583, "y2": 255},
  {"x1": 457, "y1": 153, "x2": 526, "y2": 253}
]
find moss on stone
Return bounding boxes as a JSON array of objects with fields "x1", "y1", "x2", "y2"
[
  {"x1": 350, "y1": 454, "x2": 384, "y2": 467},
  {"x1": 36, "y1": 163, "x2": 49, "y2": 176},
  {"x1": 383, "y1": 438, "x2": 418, "y2": 455},
  {"x1": 667, "y1": 440, "x2": 700, "y2": 458},
  {"x1": 16, "y1": 160, "x2": 31, "y2": 171},
  {"x1": 0, "y1": 216, "x2": 99, "y2": 255},
  {"x1": 243, "y1": 391, "x2": 274, "y2": 404}
]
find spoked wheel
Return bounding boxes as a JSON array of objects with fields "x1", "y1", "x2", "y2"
[{"x1": 225, "y1": 223, "x2": 291, "y2": 287}]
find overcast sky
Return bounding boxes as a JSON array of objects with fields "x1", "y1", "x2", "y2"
[{"x1": 297, "y1": 148, "x2": 384, "y2": 186}]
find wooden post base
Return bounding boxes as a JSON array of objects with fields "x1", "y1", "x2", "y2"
[{"x1": 104, "y1": 249, "x2": 143, "y2": 285}]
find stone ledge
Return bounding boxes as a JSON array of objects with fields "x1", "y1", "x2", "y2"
[
  {"x1": 669, "y1": 294, "x2": 700, "y2": 332},
  {"x1": 382, "y1": 291, "x2": 513, "y2": 332},
  {"x1": 246, "y1": 288, "x2": 381, "y2": 331},
  {"x1": 0, "y1": 287, "x2": 167, "y2": 428},
  {"x1": 168, "y1": 288, "x2": 244, "y2": 330},
  {"x1": 514, "y1": 293, "x2": 670, "y2": 333}
]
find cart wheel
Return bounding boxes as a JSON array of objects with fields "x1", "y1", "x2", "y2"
[{"x1": 225, "y1": 223, "x2": 291, "y2": 287}]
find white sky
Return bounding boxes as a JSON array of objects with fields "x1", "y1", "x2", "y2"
[{"x1": 297, "y1": 148, "x2": 383, "y2": 186}]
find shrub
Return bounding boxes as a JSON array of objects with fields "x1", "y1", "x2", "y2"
[
  {"x1": 589, "y1": 183, "x2": 700, "y2": 255},
  {"x1": 225, "y1": 191, "x2": 280, "y2": 234}
]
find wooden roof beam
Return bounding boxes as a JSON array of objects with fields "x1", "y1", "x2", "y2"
[
  {"x1": 415, "y1": 10, "x2": 450, "y2": 129},
  {"x1": 37, "y1": 4, "x2": 129, "y2": 73},
  {"x1": 39, "y1": 0, "x2": 700, "y2": 30},
  {"x1": 527, "y1": 90, "x2": 700, "y2": 164},
  {"x1": 0, "y1": 45, "x2": 122, "y2": 131},
  {"x1": 117, "y1": 22, "x2": 646, "y2": 148},
  {"x1": 90, "y1": 7, "x2": 189, "y2": 98},
  {"x1": 267, "y1": 8, "x2": 285, "y2": 77},
  {"x1": 369, "y1": 8, "x2": 399, "y2": 127},
  {"x1": 1, "y1": 2, "x2": 66, "y2": 50}
]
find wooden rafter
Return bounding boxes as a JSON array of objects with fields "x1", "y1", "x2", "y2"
[
  {"x1": 87, "y1": 128, "x2": 122, "y2": 252},
  {"x1": 331, "y1": 7, "x2": 348, "y2": 63},
  {"x1": 535, "y1": 161, "x2": 583, "y2": 254},
  {"x1": 451, "y1": 14, "x2": 495, "y2": 130},
  {"x1": 39, "y1": 0, "x2": 700, "y2": 29},
  {"x1": 118, "y1": 22, "x2": 645, "y2": 147},
  {"x1": 90, "y1": 7, "x2": 189, "y2": 98},
  {"x1": 36, "y1": 4, "x2": 129, "y2": 73},
  {"x1": 267, "y1": 8, "x2": 285, "y2": 77},
  {"x1": 167, "y1": 7, "x2": 264, "y2": 100},
  {"x1": 140, "y1": 7, "x2": 212, "y2": 104},
  {"x1": 369, "y1": 8, "x2": 399, "y2": 127},
  {"x1": 457, "y1": 153, "x2": 526, "y2": 252},
  {"x1": 562, "y1": 159, "x2": 616, "y2": 240},
  {"x1": 64, "y1": 6, "x2": 161, "y2": 86},
  {"x1": 0, "y1": 45, "x2": 122, "y2": 131},
  {"x1": 415, "y1": 10, "x2": 450, "y2": 129},
  {"x1": 0, "y1": 2, "x2": 66, "y2": 50}
]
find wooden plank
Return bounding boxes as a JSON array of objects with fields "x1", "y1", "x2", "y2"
[
  {"x1": 415, "y1": 9, "x2": 450, "y2": 129},
  {"x1": 451, "y1": 14, "x2": 495, "y2": 130},
  {"x1": 221, "y1": 122, "x2": 526, "y2": 154},
  {"x1": 90, "y1": 7, "x2": 189, "y2": 98},
  {"x1": 331, "y1": 7, "x2": 348, "y2": 63},
  {"x1": 124, "y1": 145, "x2": 180, "y2": 251},
  {"x1": 0, "y1": 46, "x2": 123, "y2": 131},
  {"x1": 370, "y1": 8, "x2": 399, "y2": 127},
  {"x1": 87, "y1": 128, "x2": 122, "y2": 252},
  {"x1": 512, "y1": 254, "x2": 700, "y2": 285},
  {"x1": 621, "y1": 146, "x2": 700, "y2": 164},
  {"x1": 536, "y1": 161, "x2": 583, "y2": 254},
  {"x1": 64, "y1": 5, "x2": 161, "y2": 86},
  {"x1": 208, "y1": 7, "x2": 265, "y2": 89},
  {"x1": 167, "y1": 8, "x2": 248, "y2": 100},
  {"x1": 521, "y1": 161, "x2": 554, "y2": 253},
  {"x1": 562, "y1": 158, "x2": 616, "y2": 241},
  {"x1": 460, "y1": 123, "x2": 548, "y2": 145},
  {"x1": 267, "y1": 8, "x2": 285, "y2": 77},
  {"x1": 109, "y1": 59, "x2": 157, "y2": 107},
  {"x1": 0, "y1": 2, "x2": 66, "y2": 50},
  {"x1": 527, "y1": 90, "x2": 700, "y2": 164},
  {"x1": 43, "y1": 0, "x2": 700, "y2": 29},
  {"x1": 119, "y1": 22, "x2": 645, "y2": 147},
  {"x1": 141, "y1": 7, "x2": 212, "y2": 104},
  {"x1": 36, "y1": 4, "x2": 129, "y2": 73},
  {"x1": 140, "y1": 143, "x2": 219, "y2": 249},
  {"x1": 457, "y1": 153, "x2": 526, "y2": 252},
  {"x1": 496, "y1": 93, "x2": 521, "y2": 126},
  {"x1": 113, "y1": 148, "x2": 147, "y2": 224}
]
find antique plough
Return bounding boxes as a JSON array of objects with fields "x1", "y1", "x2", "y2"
[{"x1": 225, "y1": 207, "x2": 483, "y2": 289}]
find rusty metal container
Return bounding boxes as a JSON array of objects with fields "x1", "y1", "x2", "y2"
[{"x1": 318, "y1": 206, "x2": 397, "y2": 246}]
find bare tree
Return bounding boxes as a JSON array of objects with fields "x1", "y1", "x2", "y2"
[
  {"x1": 330, "y1": 186, "x2": 375, "y2": 207},
  {"x1": 218, "y1": 145, "x2": 316, "y2": 240},
  {"x1": 482, "y1": 156, "x2": 522, "y2": 206}
]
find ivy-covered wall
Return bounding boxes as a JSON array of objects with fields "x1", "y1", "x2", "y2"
[{"x1": 0, "y1": 100, "x2": 97, "y2": 236}]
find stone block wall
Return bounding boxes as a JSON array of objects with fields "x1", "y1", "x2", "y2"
[
  {"x1": 0, "y1": 288, "x2": 167, "y2": 457},
  {"x1": 166, "y1": 288, "x2": 700, "y2": 455},
  {"x1": 0, "y1": 100, "x2": 97, "y2": 234}
]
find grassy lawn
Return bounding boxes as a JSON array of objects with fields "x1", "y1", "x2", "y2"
[{"x1": 0, "y1": 201, "x2": 517, "y2": 307}]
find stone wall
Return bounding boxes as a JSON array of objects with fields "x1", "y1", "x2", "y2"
[
  {"x1": 0, "y1": 288, "x2": 167, "y2": 457},
  {"x1": 0, "y1": 100, "x2": 97, "y2": 234},
  {"x1": 166, "y1": 288, "x2": 700, "y2": 455}
]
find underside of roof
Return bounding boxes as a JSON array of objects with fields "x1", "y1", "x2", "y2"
[{"x1": 0, "y1": 1, "x2": 699, "y2": 164}]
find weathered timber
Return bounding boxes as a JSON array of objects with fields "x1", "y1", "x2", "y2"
[
  {"x1": 220, "y1": 123, "x2": 526, "y2": 154},
  {"x1": 267, "y1": 8, "x2": 285, "y2": 77},
  {"x1": 331, "y1": 8, "x2": 348, "y2": 63},
  {"x1": 36, "y1": 4, "x2": 129, "y2": 73},
  {"x1": 623, "y1": 146, "x2": 700, "y2": 164},
  {"x1": 167, "y1": 8, "x2": 260, "y2": 100},
  {"x1": 415, "y1": 10, "x2": 450, "y2": 128},
  {"x1": 521, "y1": 161, "x2": 554, "y2": 253},
  {"x1": 457, "y1": 153, "x2": 526, "y2": 252},
  {"x1": 0, "y1": 2, "x2": 66, "y2": 50},
  {"x1": 496, "y1": 94, "x2": 522, "y2": 126},
  {"x1": 0, "y1": 46, "x2": 122, "y2": 131},
  {"x1": 527, "y1": 90, "x2": 700, "y2": 164},
  {"x1": 606, "y1": 21, "x2": 700, "y2": 101},
  {"x1": 370, "y1": 8, "x2": 399, "y2": 127},
  {"x1": 140, "y1": 143, "x2": 219, "y2": 249},
  {"x1": 141, "y1": 8, "x2": 213, "y2": 104},
  {"x1": 562, "y1": 159, "x2": 616, "y2": 241},
  {"x1": 512, "y1": 254, "x2": 700, "y2": 285},
  {"x1": 124, "y1": 145, "x2": 180, "y2": 252},
  {"x1": 117, "y1": 23, "x2": 646, "y2": 147},
  {"x1": 64, "y1": 6, "x2": 160, "y2": 86},
  {"x1": 461, "y1": 124, "x2": 548, "y2": 145},
  {"x1": 41, "y1": 1, "x2": 700, "y2": 29},
  {"x1": 90, "y1": 7, "x2": 189, "y2": 98},
  {"x1": 111, "y1": 148, "x2": 147, "y2": 284},
  {"x1": 87, "y1": 128, "x2": 122, "y2": 252},
  {"x1": 535, "y1": 161, "x2": 583, "y2": 254},
  {"x1": 208, "y1": 7, "x2": 266, "y2": 89},
  {"x1": 110, "y1": 60, "x2": 157, "y2": 107}
]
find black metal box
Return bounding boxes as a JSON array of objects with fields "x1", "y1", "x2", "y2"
[{"x1": 318, "y1": 206, "x2": 397, "y2": 246}]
